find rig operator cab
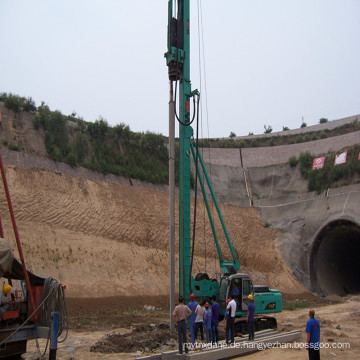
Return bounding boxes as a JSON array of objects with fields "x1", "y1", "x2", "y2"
[
  {"x1": 194, "y1": 271, "x2": 282, "y2": 331},
  {"x1": 219, "y1": 274, "x2": 282, "y2": 319}
]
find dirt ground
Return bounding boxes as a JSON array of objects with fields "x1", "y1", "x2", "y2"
[{"x1": 21, "y1": 293, "x2": 360, "y2": 360}]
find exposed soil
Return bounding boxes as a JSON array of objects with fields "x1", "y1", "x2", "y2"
[
  {"x1": 0, "y1": 164, "x2": 308, "y2": 298},
  {"x1": 0, "y1": 154, "x2": 357, "y2": 358},
  {"x1": 90, "y1": 323, "x2": 173, "y2": 353},
  {"x1": 66, "y1": 296, "x2": 170, "y2": 331}
]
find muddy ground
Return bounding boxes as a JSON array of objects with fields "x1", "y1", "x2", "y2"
[{"x1": 22, "y1": 293, "x2": 360, "y2": 359}]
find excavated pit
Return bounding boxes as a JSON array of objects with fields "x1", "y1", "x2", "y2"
[{"x1": 310, "y1": 219, "x2": 360, "y2": 296}]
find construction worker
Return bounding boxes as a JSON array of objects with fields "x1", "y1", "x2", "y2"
[
  {"x1": 172, "y1": 296, "x2": 192, "y2": 354},
  {"x1": 194, "y1": 300, "x2": 206, "y2": 342},
  {"x1": 0, "y1": 284, "x2": 12, "y2": 317},
  {"x1": 188, "y1": 293, "x2": 197, "y2": 346},
  {"x1": 204, "y1": 302, "x2": 212, "y2": 344},
  {"x1": 247, "y1": 294, "x2": 255, "y2": 340},
  {"x1": 225, "y1": 294, "x2": 236, "y2": 344},
  {"x1": 306, "y1": 309, "x2": 320, "y2": 360},
  {"x1": 210, "y1": 295, "x2": 220, "y2": 345},
  {"x1": 231, "y1": 282, "x2": 240, "y2": 300}
]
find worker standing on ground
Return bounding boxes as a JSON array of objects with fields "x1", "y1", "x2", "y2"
[
  {"x1": 225, "y1": 294, "x2": 236, "y2": 344},
  {"x1": 204, "y1": 302, "x2": 212, "y2": 344},
  {"x1": 188, "y1": 293, "x2": 197, "y2": 346},
  {"x1": 172, "y1": 296, "x2": 192, "y2": 354},
  {"x1": 306, "y1": 309, "x2": 320, "y2": 360},
  {"x1": 210, "y1": 295, "x2": 219, "y2": 345},
  {"x1": 194, "y1": 299, "x2": 206, "y2": 343},
  {"x1": 246, "y1": 294, "x2": 255, "y2": 340},
  {"x1": 224, "y1": 298, "x2": 231, "y2": 340}
]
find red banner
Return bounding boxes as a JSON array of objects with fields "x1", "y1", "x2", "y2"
[
  {"x1": 334, "y1": 151, "x2": 347, "y2": 166},
  {"x1": 312, "y1": 157, "x2": 325, "y2": 170}
]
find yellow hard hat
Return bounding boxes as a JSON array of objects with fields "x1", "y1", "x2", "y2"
[
  {"x1": 3, "y1": 284, "x2": 12, "y2": 295},
  {"x1": 248, "y1": 294, "x2": 253, "y2": 301}
]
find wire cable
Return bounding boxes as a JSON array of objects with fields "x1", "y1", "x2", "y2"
[
  {"x1": 0, "y1": 277, "x2": 68, "y2": 359},
  {"x1": 196, "y1": 0, "x2": 206, "y2": 272},
  {"x1": 41, "y1": 276, "x2": 68, "y2": 342},
  {"x1": 189, "y1": 95, "x2": 201, "y2": 294},
  {"x1": 197, "y1": 0, "x2": 220, "y2": 274}
]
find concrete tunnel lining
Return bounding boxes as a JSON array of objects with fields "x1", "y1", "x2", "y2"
[{"x1": 310, "y1": 219, "x2": 360, "y2": 296}]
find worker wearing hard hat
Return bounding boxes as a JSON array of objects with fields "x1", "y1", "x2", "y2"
[
  {"x1": 247, "y1": 294, "x2": 255, "y2": 340},
  {"x1": 0, "y1": 284, "x2": 12, "y2": 317}
]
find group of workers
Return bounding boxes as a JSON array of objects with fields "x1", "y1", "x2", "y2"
[
  {"x1": 172, "y1": 288, "x2": 321, "y2": 360},
  {"x1": 172, "y1": 293, "x2": 220, "y2": 354},
  {"x1": 172, "y1": 289, "x2": 254, "y2": 354},
  {"x1": 224, "y1": 292, "x2": 255, "y2": 344}
]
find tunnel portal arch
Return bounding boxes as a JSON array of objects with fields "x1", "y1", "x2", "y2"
[{"x1": 310, "y1": 218, "x2": 360, "y2": 297}]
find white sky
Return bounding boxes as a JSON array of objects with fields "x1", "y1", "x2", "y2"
[{"x1": 1, "y1": 0, "x2": 360, "y2": 138}]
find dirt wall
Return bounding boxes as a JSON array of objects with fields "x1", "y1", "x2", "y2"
[{"x1": 0, "y1": 164, "x2": 307, "y2": 298}]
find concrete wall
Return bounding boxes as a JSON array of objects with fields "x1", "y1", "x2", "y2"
[
  {"x1": 196, "y1": 133, "x2": 360, "y2": 295},
  {"x1": 200, "y1": 130, "x2": 360, "y2": 168},
  {"x1": 256, "y1": 188, "x2": 360, "y2": 292},
  {"x1": 197, "y1": 130, "x2": 360, "y2": 205}
]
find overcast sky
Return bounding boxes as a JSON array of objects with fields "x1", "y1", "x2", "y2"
[{"x1": 1, "y1": 0, "x2": 360, "y2": 138}]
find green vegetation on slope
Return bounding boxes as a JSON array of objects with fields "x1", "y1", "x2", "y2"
[
  {"x1": 38, "y1": 105, "x2": 168, "y2": 184},
  {"x1": 1, "y1": 92, "x2": 169, "y2": 184},
  {"x1": 0, "y1": 92, "x2": 36, "y2": 113},
  {"x1": 294, "y1": 149, "x2": 360, "y2": 194}
]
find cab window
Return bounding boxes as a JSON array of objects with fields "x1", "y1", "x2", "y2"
[
  {"x1": 242, "y1": 279, "x2": 253, "y2": 297},
  {"x1": 218, "y1": 278, "x2": 229, "y2": 301}
]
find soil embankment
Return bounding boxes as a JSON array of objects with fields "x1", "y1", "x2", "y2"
[{"x1": 0, "y1": 162, "x2": 307, "y2": 298}]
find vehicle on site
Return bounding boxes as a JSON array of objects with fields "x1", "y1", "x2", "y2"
[
  {"x1": 0, "y1": 154, "x2": 67, "y2": 360},
  {"x1": 165, "y1": 0, "x2": 282, "y2": 333}
]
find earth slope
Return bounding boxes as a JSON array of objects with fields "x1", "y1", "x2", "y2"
[{"x1": 0, "y1": 163, "x2": 307, "y2": 297}]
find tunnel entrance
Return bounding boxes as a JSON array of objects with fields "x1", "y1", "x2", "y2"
[{"x1": 310, "y1": 219, "x2": 360, "y2": 296}]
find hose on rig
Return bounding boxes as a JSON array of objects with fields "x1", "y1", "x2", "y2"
[
  {"x1": 0, "y1": 276, "x2": 68, "y2": 359},
  {"x1": 41, "y1": 276, "x2": 68, "y2": 343}
]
